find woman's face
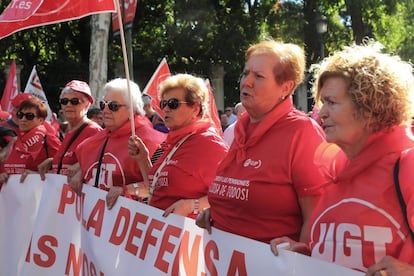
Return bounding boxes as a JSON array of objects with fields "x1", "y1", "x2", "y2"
[
  {"x1": 239, "y1": 53, "x2": 291, "y2": 122},
  {"x1": 318, "y1": 77, "x2": 370, "y2": 157},
  {"x1": 60, "y1": 91, "x2": 89, "y2": 124},
  {"x1": 17, "y1": 107, "x2": 43, "y2": 132},
  {"x1": 101, "y1": 89, "x2": 129, "y2": 132},
  {"x1": 161, "y1": 88, "x2": 199, "y2": 131}
]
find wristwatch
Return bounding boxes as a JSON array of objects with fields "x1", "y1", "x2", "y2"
[
  {"x1": 193, "y1": 199, "x2": 200, "y2": 214},
  {"x1": 133, "y1": 183, "x2": 139, "y2": 197}
]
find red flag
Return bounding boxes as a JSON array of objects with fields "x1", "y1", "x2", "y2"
[
  {"x1": 205, "y1": 79, "x2": 223, "y2": 137},
  {"x1": 0, "y1": 0, "x2": 116, "y2": 40},
  {"x1": 1, "y1": 60, "x2": 18, "y2": 112},
  {"x1": 112, "y1": 0, "x2": 138, "y2": 34},
  {"x1": 142, "y1": 58, "x2": 171, "y2": 117}
]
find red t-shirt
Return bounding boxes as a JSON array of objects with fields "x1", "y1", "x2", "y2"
[
  {"x1": 51, "y1": 122, "x2": 102, "y2": 175},
  {"x1": 149, "y1": 121, "x2": 228, "y2": 218},
  {"x1": 309, "y1": 126, "x2": 414, "y2": 272},
  {"x1": 208, "y1": 98, "x2": 326, "y2": 243},
  {"x1": 3, "y1": 124, "x2": 61, "y2": 174},
  {"x1": 76, "y1": 115, "x2": 166, "y2": 197}
]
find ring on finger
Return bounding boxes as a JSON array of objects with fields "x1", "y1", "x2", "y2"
[{"x1": 379, "y1": 270, "x2": 387, "y2": 276}]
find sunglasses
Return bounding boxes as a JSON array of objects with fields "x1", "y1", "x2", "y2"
[
  {"x1": 160, "y1": 98, "x2": 189, "y2": 110},
  {"x1": 16, "y1": 111, "x2": 37, "y2": 120},
  {"x1": 99, "y1": 100, "x2": 126, "y2": 112},
  {"x1": 60, "y1": 98, "x2": 81, "y2": 105}
]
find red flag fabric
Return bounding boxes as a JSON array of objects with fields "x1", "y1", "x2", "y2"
[
  {"x1": 0, "y1": 0, "x2": 116, "y2": 40},
  {"x1": 112, "y1": 0, "x2": 138, "y2": 33},
  {"x1": 142, "y1": 58, "x2": 171, "y2": 117},
  {"x1": 1, "y1": 60, "x2": 19, "y2": 112},
  {"x1": 205, "y1": 79, "x2": 223, "y2": 137}
]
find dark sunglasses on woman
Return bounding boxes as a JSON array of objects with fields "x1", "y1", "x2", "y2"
[
  {"x1": 99, "y1": 100, "x2": 126, "y2": 112},
  {"x1": 160, "y1": 98, "x2": 189, "y2": 110},
  {"x1": 16, "y1": 111, "x2": 37, "y2": 120},
  {"x1": 60, "y1": 98, "x2": 81, "y2": 105}
]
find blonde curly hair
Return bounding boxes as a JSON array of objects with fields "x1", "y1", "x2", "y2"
[{"x1": 312, "y1": 42, "x2": 414, "y2": 132}]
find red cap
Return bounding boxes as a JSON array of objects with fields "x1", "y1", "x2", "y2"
[
  {"x1": 11, "y1": 93, "x2": 33, "y2": 108},
  {"x1": 64, "y1": 80, "x2": 94, "y2": 104}
]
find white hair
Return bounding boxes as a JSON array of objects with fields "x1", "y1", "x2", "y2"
[{"x1": 102, "y1": 78, "x2": 144, "y2": 115}]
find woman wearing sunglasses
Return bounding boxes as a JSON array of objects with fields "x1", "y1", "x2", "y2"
[
  {"x1": 68, "y1": 78, "x2": 165, "y2": 209},
  {"x1": 127, "y1": 73, "x2": 228, "y2": 218},
  {"x1": 38, "y1": 80, "x2": 103, "y2": 179},
  {"x1": 0, "y1": 97, "x2": 61, "y2": 185}
]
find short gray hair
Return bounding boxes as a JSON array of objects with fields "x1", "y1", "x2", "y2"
[{"x1": 102, "y1": 78, "x2": 144, "y2": 115}]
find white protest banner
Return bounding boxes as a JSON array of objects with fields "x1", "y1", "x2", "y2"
[
  {"x1": 21, "y1": 175, "x2": 82, "y2": 276},
  {"x1": 0, "y1": 174, "x2": 363, "y2": 275},
  {"x1": 0, "y1": 174, "x2": 45, "y2": 275}
]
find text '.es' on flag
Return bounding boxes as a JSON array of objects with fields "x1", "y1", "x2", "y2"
[{"x1": 0, "y1": 0, "x2": 116, "y2": 40}]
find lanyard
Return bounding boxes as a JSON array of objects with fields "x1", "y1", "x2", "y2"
[
  {"x1": 148, "y1": 132, "x2": 194, "y2": 201},
  {"x1": 94, "y1": 136, "x2": 109, "y2": 188}
]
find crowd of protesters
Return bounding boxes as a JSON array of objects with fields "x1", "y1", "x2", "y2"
[{"x1": 1, "y1": 39, "x2": 414, "y2": 275}]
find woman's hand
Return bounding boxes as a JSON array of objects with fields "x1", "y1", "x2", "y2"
[
  {"x1": 128, "y1": 135, "x2": 152, "y2": 188},
  {"x1": 38, "y1": 157, "x2": 53, "y2": 181},
  {"x1": 67, "y1": 163, "x2": 83, "y2": 195},
  {"x1": 19, "y1": 169, "x2": 36, "y2": 183},
  {"x1": 128, "y1": 135, "x2": 150, "y2": 162},
  {"x1": 106, "y1": 186, "x2": 124, "y2": 210},
  {"x1": 195, "y1": 207, "x2": 213, "y2": 234},
  {"x1": 0, "y1": 172, "x2": 9, "y2": 185},
  {"x1": 270, "y1": 236, "x2": 310, "y2": 256},
  {"x1": 163, "y1": 199, "x2": 193, "y2": 217},
  {"x1": 366, "y1": 256, "x2": 414, "y2": 276}
]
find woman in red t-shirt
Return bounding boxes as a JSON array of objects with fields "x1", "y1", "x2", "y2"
[
  {"x1": 38, "y1": 80, "x2": 102, "y2": 178},
  {"x1": 196, "y1": 41, "x2": 326, "y2": 244},
  {"x1": 127, "y1": 74, "x2": 228, "y2": 219},
  {"x1": 0, "y1": 97, "x2": 61, "y2": 185},
  {"x1": 270, "y1": 43, "x2": 414, "y2": 275}
]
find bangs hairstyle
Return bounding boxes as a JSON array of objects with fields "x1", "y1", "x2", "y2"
[
  {"x1": 18, "y1": 97, "x2": 48, "y2": 119},
  {"x1": 245, "y1": 40, "x2": 305, "y2": 91},
  {"x1": 312, "y1": 42, "x2": 414, "y2": 132},
  {"x1": 159, "y1": 74, "x2": 209, "y2": 117}
]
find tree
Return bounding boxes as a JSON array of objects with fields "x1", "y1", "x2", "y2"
[{"x1": 90, "y1": 13, "x2": 111, "y2": 103}]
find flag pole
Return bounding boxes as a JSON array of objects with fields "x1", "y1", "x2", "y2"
[
  {"x1": 114, "y1": 0, "x2": 151, "y2": 187},
  {"x1": 114, "y1": 0, "x2": 135, "y2": 136}
]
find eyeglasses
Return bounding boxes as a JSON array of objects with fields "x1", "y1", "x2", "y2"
[
  {"x1": 16, "y1": 111, "x2": 37, "y2": 120},
  {"x1": 99, "y1": 100, "x2": 126, "y2": 112},
  {"x1": 60, "y1": 98, "x2": 81, "y2": 105},
  {"x1": 160, "y1": 98, "x2": 189, "y2": 110}
]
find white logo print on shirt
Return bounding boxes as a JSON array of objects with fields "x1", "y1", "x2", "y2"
[{"x1": 243, "y1": 158, "x2": 262, "y2": 169}]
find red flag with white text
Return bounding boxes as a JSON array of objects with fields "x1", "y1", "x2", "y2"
[
  {"x1": 0, "y1": 0, "x2": 116, "y2": 40},
  {"x1": 205, "y1": 79, "x2": 223, "y2": 137},
  {"x1": 142, "y1": 58, "x2": 171, "y2": 117},
  {"x1": 24, "y1": 66, "x2": 53, "y2": 121},
  {"x1": 1, "y1": 60, "x2": 19, "y2": 112}
]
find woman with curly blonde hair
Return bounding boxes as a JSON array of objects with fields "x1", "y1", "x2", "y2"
[{"x1": 271, "y1": 42, "x2": 414, "y2": 275}]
